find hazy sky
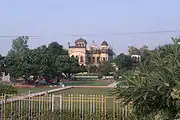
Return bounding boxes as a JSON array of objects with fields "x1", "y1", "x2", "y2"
[{"x1": 0, "y1": 0, "x2": 179, "y2": 55}]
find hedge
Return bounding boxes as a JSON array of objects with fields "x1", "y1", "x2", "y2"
[{"x1": 0, "y1": 84, "x2": 17, "y2": 95}]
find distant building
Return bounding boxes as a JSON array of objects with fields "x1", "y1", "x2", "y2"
[
  {"x1": 68, "y1": 38, "x2": 115, "y2": 66},
  {"x1": 129, "y1": 48, "x2": 141, "y2": 61}
]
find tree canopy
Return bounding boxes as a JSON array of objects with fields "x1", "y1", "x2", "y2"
[
  {"x1": 0, "y1": 36, "x2": 86, "y2": 82},
  {"x1": 114, "y1": 53, "x2": 137, "y2": 71},
  {"x1": 114, "y1": 38, "x2": 180, "y2": 119}
]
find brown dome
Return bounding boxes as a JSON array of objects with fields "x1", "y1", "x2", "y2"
[
  {"x1": 75, "y1": 38, "x2": 87, "y2": 44},
  {"x1": 101, "y1": 41, "x2": 108, "y2": 46}
]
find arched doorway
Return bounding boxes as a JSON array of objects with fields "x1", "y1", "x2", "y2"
[{"x1": 80, "y1": 56, "x2": 83, "y2": 62}]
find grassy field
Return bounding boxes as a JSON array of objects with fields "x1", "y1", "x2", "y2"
[
  {"x1": 17, "y1": 79, "x2": 114, "y2": 94},
  {"x1": 64, "y1": 80, "x2": 112, "y2": 86},
  {"x1": 16, "y1": 80, "x2": 113, "y2": 94},
  {"x1": 53, "y1": 87, "x2": 114, "y2": 96}
]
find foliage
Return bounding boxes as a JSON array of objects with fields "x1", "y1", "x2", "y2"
[
  {"x1": 87, "y1": 62, "x2": 115, "y2": 76},
  {"x1": 97, "y1": 61, "x2": 115, "y2": 76},
  {"x1": 114, "y1": 38, "x2": 180, "y2": 119},
  {"x1": 113, "y1": 53, "x2": 137, "y2": 79},
  {"x1": 11, "y1": 36, "x2": 29, "y2": 56},
  {"x1": 55, "y1": 55, "x2": 82, "y2": 78},
  {"x1": 3, "y1": 109, "x2": 123, "y2": 120},
  {"x1": 128, "y1": 46, "x2": 140, "y2": 55},
  {"x1": 0, "y1": 84, "x2": 17, "y2": 94},
  {"x1": 88, "y1": 65, "x2": 98, "y2": 73},
  {"x1": 113, "y1": 70, "x2": 121, "y2": 80},
  {"x1": 0, "y1": 36, "x2": 86, "y2": 81},
  {"x1": 114, "y1": 53, "x2": 137, "y2": 71},
  {"x1": 98, "y1": 74, "x2": 103, "y2": 79},
  {"x1": 40, "y1": 110, "x2": 122, "y2": 120}
]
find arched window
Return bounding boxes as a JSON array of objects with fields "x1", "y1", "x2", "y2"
[
  {"x1": 80, "y1": 56, "x2": 83, "y2": 62},
  {"x1": 103, "y1": 57, "x2": 106, "y2": 61}
]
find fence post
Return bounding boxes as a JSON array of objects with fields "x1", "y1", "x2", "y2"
[
  {"x1": 101, "y1": 95, "x2": 104, "y2": 114},
  {"x1": 81, "y1": 94, "x2": 84, "y2": 117},
  {"x1": 38, "y1": 96, "x2": 41, "y2": 120},
  {"x1": 4, "y1": 94, "x2": 6, "y2": 120},
  {"x1": 4, "y1": 94, "x2": 7, "y2": 120},
  {"x1": 1, "y1": 93, "x2": 3, "y2": 120},
  {"x1": 59, "y1": 95, "x2": 62, "y2": 112},
  {"x1": 104, "y1": 96, "x2": 107, "y2": 120},
  {"x1": 52, "y1": 94, "x2": 54, "y2": 112}
]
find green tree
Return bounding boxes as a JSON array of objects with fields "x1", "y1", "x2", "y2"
[
  {"x1": 11, "y1": 36, "x2": 29, "y2": 55},
  {"x1": 2, "y1": 39, "x2": 81, "y2": 81},
  {"x1": 0, "y1": 54, "x2": 5, "y2": 73},
  {"x1": 2, "y1": 36, "x2": 30, "y2": 77},
  {"x1": 55, "y1": 55, "x2": 82, "y2": 79},
  {"x1": 114, "y1": 38, "x2": 180, "y2": 119},
  {"x1": 48, "y1": 42, "x2": 68, "y2": 55},
  {"x1": 88, "y1": 65, "x2": 98, "y2": 73},
  {"x1": 114, "y1": 53, "x2": 136, "y2": 71},
  {"x1": 79, "y1": 65, "x2": 87, "y2": 73},
  {"x1": 97, "y1": 61, "x2": 115, "y2": 76}
]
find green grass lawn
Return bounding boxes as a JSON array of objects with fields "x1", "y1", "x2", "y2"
[
  {"x1": 53, "y1": 87, "x2": 114, "y2": 96},
  {"x1": 16, "y1": 80, "x2": 113, "y2": 95},
  {"x1": 64, "y1": 81, "x2": 111, "y2": 86}
]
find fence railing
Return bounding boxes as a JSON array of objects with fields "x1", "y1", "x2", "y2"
[{"x1": 0, "y1": 94, "x2": 132, "y2": 120}]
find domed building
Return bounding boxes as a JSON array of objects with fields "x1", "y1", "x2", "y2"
[{"x1": 68, "y1": 38, "x2": 115, "y2": 66}]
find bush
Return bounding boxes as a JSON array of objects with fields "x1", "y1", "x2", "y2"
[
  {"x1": 113, "y1": 70, "x2": 121, "y2": 80},
  {"x1": 4, "y1": 107, "x2": 128, "y2": 120},
  {"x1": 37, "y1": 110, "x2": 123, "y2": 120},
  {"x1": 0, "y1": 84, "x2": 17, "y2": 95},
  {"x1": 98, "y1": 74, "x2": 103, "y2": 79}
]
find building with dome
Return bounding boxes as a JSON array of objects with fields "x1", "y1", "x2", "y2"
[{"x1": 68, "y1": 38, "x2": 115, "y2": 66}]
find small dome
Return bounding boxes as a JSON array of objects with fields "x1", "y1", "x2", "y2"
[
  {"x1": 75, "y1": 38, "x2": 87, "y2": 44},
  {"x1": 89, "y1": 40, "x2": 99, "y2": 50},
  {"x1": 101, "y1": 41, "x2": 108, "y2": 46}
]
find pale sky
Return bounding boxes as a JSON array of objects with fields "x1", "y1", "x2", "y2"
[{"x1": 0, "y1": 0, "x2": 179, "y2": 55}]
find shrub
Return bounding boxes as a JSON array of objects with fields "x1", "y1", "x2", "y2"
[
  {"x1": 98, "y1": 74, "x2": 103, "y2": 79},
  {"x1": 35, "y1": 110, "x2": 122, "y2": 120},
  {"x1": 0, "y1": 84, "x2": 17, "y2": 95}
]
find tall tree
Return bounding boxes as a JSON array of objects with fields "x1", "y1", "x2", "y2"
[
  {"x1": 48, "y1": 42, "x2": 68, "y2": 55},
  {"x1": 2, "y1": 40, "x2": 82, "y2": 81},
  {"x1": 11, "y1": 36, "x2": 29, "y2": 55},
  {"x1": 55, "y1": 55, "x2": 81, "y2": 79},
  {"x1": 0, "y1": 54, "x2": 5, "y2": 74}
]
